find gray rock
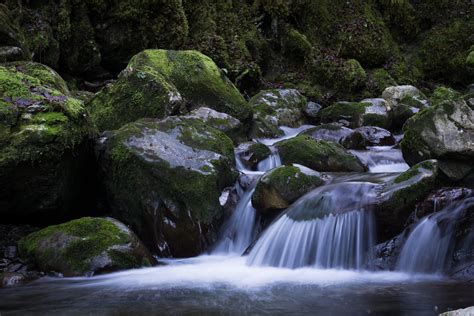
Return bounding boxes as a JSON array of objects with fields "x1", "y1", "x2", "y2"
[
  {"x1": 249, "y1": 89, "x2": 307, "y2": 138},
  {"x1": 342, "y1": 126, "x2": 395, "y2": 149},
  {"x1": 401, "y1": 99, "x2": 474, "y2": 181},
  {"x1": 300, "y1": 123, "x2": 353, "y2": 144}
]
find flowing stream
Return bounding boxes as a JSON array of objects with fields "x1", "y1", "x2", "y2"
[{"x1": 1, "y1": 126, "x2": 473, "y2": 315}]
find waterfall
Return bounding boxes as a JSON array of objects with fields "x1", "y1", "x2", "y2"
[
  {"x1": 396, "y1": 197, "x2": 474, "y2": 274},
  {"x1": 247, "y1": 182, "x2": 377, "y2": 269},
  {"x1": 214, "y1": 138, "x2": 285, "y2": 255},
  {"x1": 213, "y1": 186, "x2": 258, "y2": 255},
  {"x1": 257, "y1": 148, "x2": 281, "y2": 172}
]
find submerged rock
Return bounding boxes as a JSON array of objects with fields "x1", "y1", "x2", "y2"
[
  {"x1": 0, "y1": 62, "x2": 95, "y2": 223},
  {"x1": 401, "y1": 99, "x2": 474, "y2": 182},
  {"x1": 89, "y1": 49, "x2": 252, "y2": 131},
  {"x1": 252, "y1": 165, "x2": 327, "y2": 215},
  {"x1": 300, "y1": 123, "x2": 353, "y2": 144},
  {"x1": 97, "y1": 116, "x2": 237, "y2": 257},
  {"x1": 249, "y1": 89, "x2": 307, "y2": 138},
  {"x1": 275, "y1": 135, "x2": 366, "y2": 172},
  {"x1": 342, "y1": 126, "x2": 395, "y2": 149},
  {"x1": 18, "y1": 217, "x2": 155, "y2": 277}
]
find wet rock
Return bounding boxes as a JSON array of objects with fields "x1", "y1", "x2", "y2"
[
  {"x1": 97, "y1": 116, "x2": 237, "y2": 257},
  {"x1": 18, "y1": 217, "x2": 156, "y2": 277},
  {"x1": 440, "y1": 307, "x2": 474, "y2": 316},
  {"x1": 401, "y1": 99, "x2": 474, "y2": 182},
  {"x1": 89, "y1": 49, "x2": 252, "y2": 131},
  {"x1": 319, "y1": 99, "x2": 390, "y2": 129},
  {"x1": 235, "y1": 142, "x2": 271, "y2": 170},
  {"x1": 249, "y1": 89, "x2": 307, "y2": 138},
  {"x1": 370, "y1": 233, "x2": 407, "y2": 271},
  {"x1": 0, "y1": 272, "x2": 27, "y2": 288},
  {"x1": 275, "y1": 135, "x2": 366, "y2": 172},
  {"x1": 376, "y1": 160, "x2": 439, "y2": 239},
  {"x1": 300, "y1": 123, "x2": 353, "y2": 144},
  {"x1": 342, "y1": 126, "x2": 395, "y2": 149},
  {"x1": 252, "y1": 165, "x2": 327, "y2": 215},
  {"x1": 181, "y1": 107, "x2": 245, "y2": 143},
  {"x1": 0, "y1": 46, "x2": 26, "y2": 62},
  {"x1": 0, "y1": 63, "x2": 96, "y2": 224},
  {"x1": 412, "y1": 188, "x2": 474, "y2": 224}
]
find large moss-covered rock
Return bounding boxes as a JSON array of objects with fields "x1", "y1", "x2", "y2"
[
  {"x1": 252, "y1": 165, "x2": 326, "y2": 215},
  {"x1": 18, "y1": 217, "x2": 155, "y2": 277},
  {"x1": 401, "y1": 99, "x2": 474, "y2": 181},
  {"x1": 275, "y1": 135, "x2": 366, "y2": 172},
  {"x1": 97, "y1": 116, "x2": 237, "y2": 257},
  {"x1": 89, "y1": 49, "x2": 252, "y2": 131},
  {"x1": 0, "y1": 62, "x2": 95, "y2": 223},
  {"x1": 319, "y1": 99, "x2": 390, "y2": 129},
  {"x1": 376, "y1": 160, "x2": 439, "y2": 239},
  {"x1": 249, "y1": 89, "x2": 307, "y2": 138}
]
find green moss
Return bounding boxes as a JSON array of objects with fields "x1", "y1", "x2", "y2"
[
  {"x1": 319, "y1": 102, "x2": 366, "y2": 127},
  {"x1": 467, "y1": 51, "x2": 474, "y2": 68},
  {"x1": 135, "y1": 49, "x2": 252, "y2": 120},
  {"x1": 248, "y1": 143, "x2": 271, "y2": 161},
  {"x1": 0, "y1": 63, "x2": 94, "y2": 165},
  {"x1": 283, "y1": 29, "x2": 312, "y2": 61},
  {"x1": 429, "y1": 86, "x2": 461, "y2": 106},
  {"x1": 420, "y1": 19, "x2": 474, "y2": 85},
  {"x1": 19, "y1": 217, "x2": 130, "y2": 274},
  {"x1": 276, "y1": 135, "x2": 365, "y2": 172}
]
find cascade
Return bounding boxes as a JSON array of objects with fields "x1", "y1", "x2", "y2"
[
  {"x1": 396, "y1": 197, "x2": 474, "y2": 274},
  {"x1": 247, "y1": 182, "x2": 377, "y2": 269}
]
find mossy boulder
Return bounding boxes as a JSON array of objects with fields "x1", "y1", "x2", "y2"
[
  {"x1": 18, "y1": 217, "x2": 155, "y2": 277},
  {"x1": 89, "y1": 49, "x2": 252, "y2": 131},
  {"x1": 252, "y1": 165, "x2": 327, "y2": 215},
  {"x1": 0, "y1": 62, "x2": 95, "y2": 223},
  {"x1": 342, "y1": 126, "x2": 395, "y2": 150},
  {"x1": 319, "y1": 99, "x2": 390, "y2": 129},
  {"x1": 275, "y1": 135, "x2": 366, "y2": 172},
  {"x1": 300, "y1": 123, "x2": 353, "y2": 144},
  {"x1": 235, "y1": 141, "x2": 271, "y2": 170},
  {"x1": 97, "y1": 116, "x2": 237, "y2": 257},
  {"x1": 181, "y1": 107, "x2": 245, "y2": 144},
  {"x1": 340, "y1": 59, "x2": 367, "y2": 90},
  {"x1": 376, "y1": 160, "x2": 439, "y2": 239},
  {"x1": 401, "y1": 99, "x2": 474, "y2": 182},
  {"x1": 249, "y1": 89, "x2": 307, "y2": 138}
]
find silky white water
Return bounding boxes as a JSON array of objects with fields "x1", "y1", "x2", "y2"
[{"x1": 396, "y1": 197, "x2": 474, "y2": 274}]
